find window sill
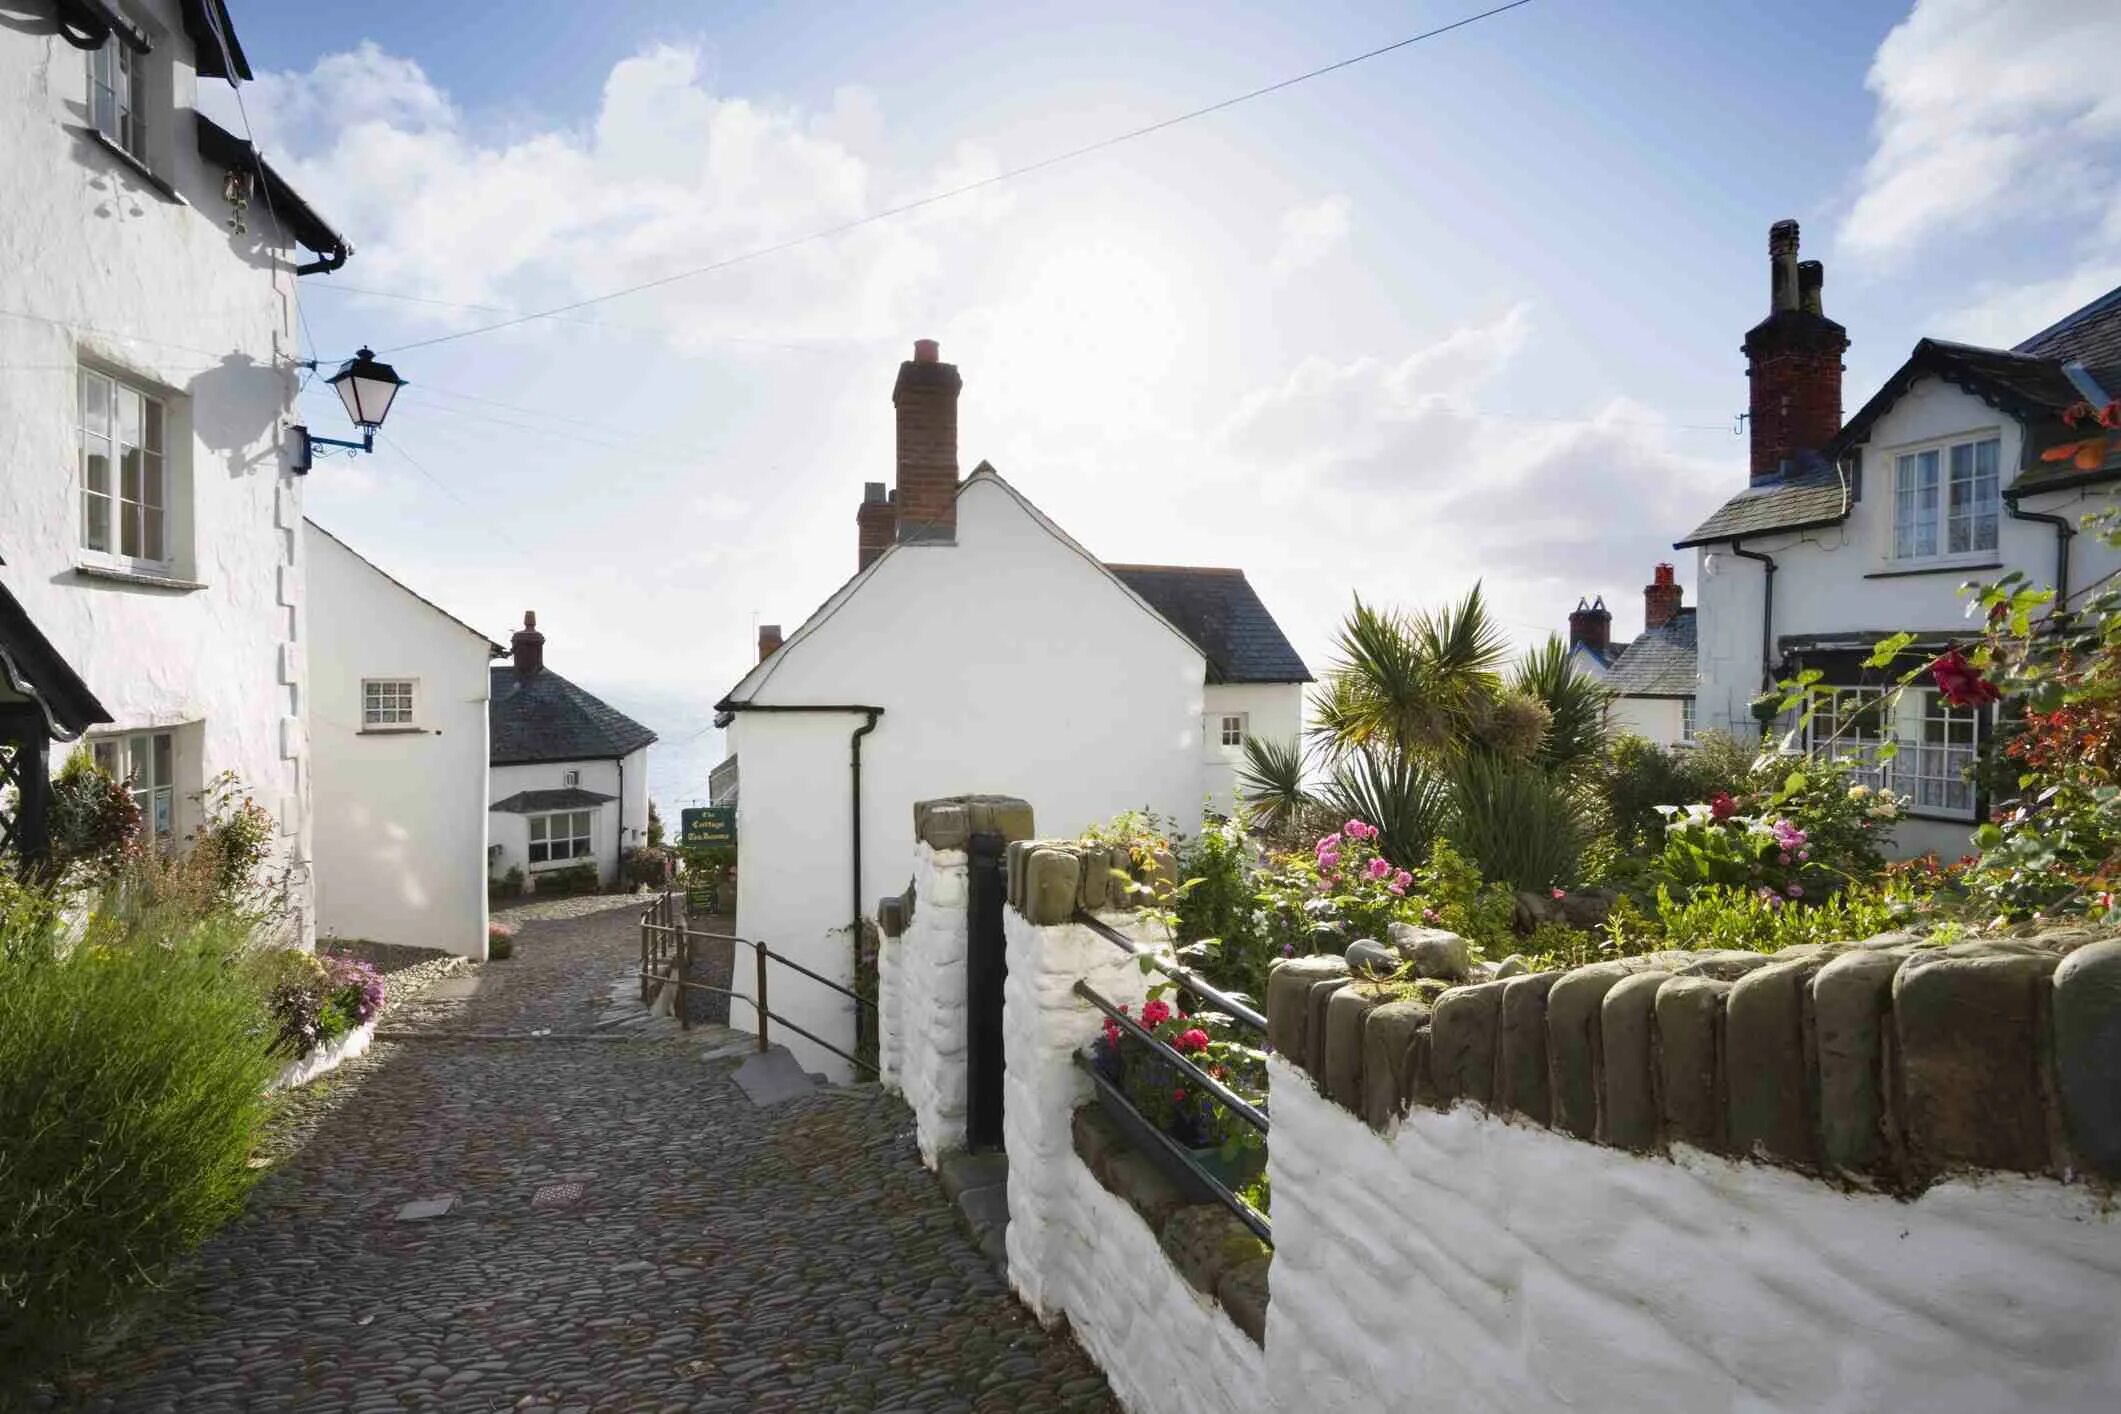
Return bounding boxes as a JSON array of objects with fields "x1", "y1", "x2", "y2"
[
  {"x1": 1902, "y1": 809, "x2": 1978, "y2": 826},
  {"x1": 77, "y1": 127, "x2": 184, "y2": 204},
  {"x1": 1865, "y1": 560, "x2": 2002, "y2": 581},
  {"x1": 357, "y1": 726, "x2": 429, "y2": 736},
  {"x1": 73, "y1": 562, "x2": 206, "y2": 592}
]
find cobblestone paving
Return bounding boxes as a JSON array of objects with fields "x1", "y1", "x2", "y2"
[{"x1": 86, "y1": 905, "x2": 1116, "y2": 1413}]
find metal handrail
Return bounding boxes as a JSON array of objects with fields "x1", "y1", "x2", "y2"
[
  {"x1": 1074, "y1": 1053, "x2": 1270, "y2": 1243},
  {"x1": 626, "y1": 967, "x2": 879, "y2": 1078},
  {"x1": 688, "y1": 930, "x2": 879, "y2": 1014},
  {"x1": 1075, "y1": 980, "x2": 1267, "y2": 1133},
  {"x1": 1072, "y1": 910, "x2": 1268, "y2": 1034}
]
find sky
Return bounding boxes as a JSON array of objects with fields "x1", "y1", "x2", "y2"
[{"x1": 203, "y1": 0, "x2": 2121, "y2": 806}]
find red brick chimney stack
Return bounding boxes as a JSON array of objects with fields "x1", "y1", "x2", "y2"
[
  {"x1": 1742, "y1": 220, "x2": 1848, "y2": 485},
  {"x1": 1568, "y1": 596, "x2": 1611, "y2": 657},
  {"x1": 512, "y1": 610, "x2": 544, "y2": 676},
  {"x1": 856, "y1": 481, "x2": 896, "y2": 570},
  {"x1": 1644, "y1": 563, "x2": 1683, "y2": 630},
  {"x1": 757, "y1": 623, "x2": 783, "y2": 662},
  {"x1": 892, "y1": 338, "x2": 961, "y2": 544}
]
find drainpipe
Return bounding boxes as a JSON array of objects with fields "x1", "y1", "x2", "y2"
[
  {"x1": 1730, "y1": 538, "x2": 1778, "y2": 700},
  {"x1": 2006, "y1": 496, "x2": 2074, "y2": 615},
  {"x1": 615, "y1": 753, "x2": 626, "y2": 883}
]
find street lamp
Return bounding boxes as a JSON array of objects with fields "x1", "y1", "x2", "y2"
[{"x1": 293, "y1": 346, "x2": 406, "y2": 470}]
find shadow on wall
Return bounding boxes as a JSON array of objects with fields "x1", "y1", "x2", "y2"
[{"x1": 190, "y1": 353, "x2": 285, "y2": 472}]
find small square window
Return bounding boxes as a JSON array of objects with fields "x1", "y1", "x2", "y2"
[
  {"x1": 1219, "y1": 714, "x2": 1247, "y2": 748},
  {"x1": 362, "y1": 678, "x2": 416, "y2": 729},
  {"x1": 563, "y1": 769, "x2": 581, "y2": 788}
]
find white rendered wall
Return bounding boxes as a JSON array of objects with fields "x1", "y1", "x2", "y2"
[
  {"x1": 1000, "y1": 907, "x2": 1270, "y2": 1414},
  {"x1": 1, "y1": 5, "x2": 312, "y2": 937},
  {"x1": 1265, "y1": 1056, "x2": 2121, "y2": 1414},
  {"x1": 1203, "y1": 682, "x2": 1305, "y2": 815},
  {"x1": 488, "y1": 755, "x2": 632, "y2": 886},
  {"x1": 306, "y1": 525, "x2": 491, "y2": 959},
  {"x1": 728, "y1": 473, "x2": 1207, "y2": 1076},
  {"x1": 891, "y1": 842, "x2": 970, "y2": 1160},
  {"x1": 1607, "y1": 695, "x2": 1687, "y2": 748}
]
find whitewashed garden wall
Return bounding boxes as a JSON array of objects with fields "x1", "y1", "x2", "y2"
[{"x1": 879, "y1": 797, "x2": 2121, "y2": 1414}]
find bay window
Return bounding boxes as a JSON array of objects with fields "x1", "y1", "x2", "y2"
[{"x1": 528, "y1": 809, "x2": 596, "y2": 865}]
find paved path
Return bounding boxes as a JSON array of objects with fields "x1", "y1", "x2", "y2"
[{"x1": 86, "y1": 900, "x2": 1115, "y2": 1413}]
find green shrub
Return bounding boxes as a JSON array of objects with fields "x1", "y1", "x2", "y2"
[
  {"x1": 1447, "y1": 755, "x2": 1592, "y2": 891},
  {"x1": 0, "y1": 879, "x2": 275, "y2": 1384},
  {"x1": 620, "y1": 845, "x2": 672, "y2": 891},
  {"x1": 537, "y1": 863, "x2": 600, "y2": 897}
]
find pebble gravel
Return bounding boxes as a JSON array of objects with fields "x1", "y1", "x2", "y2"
[{"x1": 80, "y1": 903, "x2": 1116, "y2": 1412}]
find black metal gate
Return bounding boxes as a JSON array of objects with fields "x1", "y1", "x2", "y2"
[{"x1": 965, "y1": 829, "x2": 1008, "y2": 1150}]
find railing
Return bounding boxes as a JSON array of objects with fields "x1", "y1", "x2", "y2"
[
  {"x1": 638, "y1": 889, "x2": 879, "y2": 1077},
  {"x1": 1072, "y1": 909, "x2": 1272, "y2": 1243}
]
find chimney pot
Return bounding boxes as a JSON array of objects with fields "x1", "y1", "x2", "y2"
[
  {"x1": 1644, "y1": 566, "x2": 1684, "y2": 631},
  {"x1": 1743, "y1": 220, "x2": 1847, "y2": 485},
  {"x1": 856, "y1": 483, "x2": 897, "y2": 569},
  {"x1": 511, "y1": 610, "x2": 545, "y2": 676},
  {"x1": 1567, "y1": 594, "x2": 1612, "y2": 658},
  {"x1": 914, "y1": 338, "x2": 939, "y2": 364},
  {"x1": 757, "y1": 623, "x2": 783, "y2": 662}
]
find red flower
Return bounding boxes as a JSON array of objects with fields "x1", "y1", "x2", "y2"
[
  {"x1": 2064, "y1": 400, "x2": 2096, "y2": 429},
  {"x1": 1141, "y1": 999, "x2": 1172, "y2": 1027},
  {"x1": 1709, "y1": 791, "x2": 1738, "y2": 821},
  {"x1": 1175, "y1": 1027, "x2": 1210, "y2": 1054},
  {"x1": 1172, "y1": 1088, "x2": 1187, "y2": 1103},
  {"x1": 1929, "y1": 648, "x2": 2001, "y2": 708}
]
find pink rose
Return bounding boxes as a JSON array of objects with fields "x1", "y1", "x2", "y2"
[
  {"x1": 1366, "y1": 857, "x2": 1390, "y2": 881},
  {"x1": 1141, "y1": 999, "x2": 1172, "y2": 1027},
  {"x1": 1175, "y1": 1028, "x2": 1210, "y2": 1054}
]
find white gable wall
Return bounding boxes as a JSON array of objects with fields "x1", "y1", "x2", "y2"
[
  {"x1": 306, "y1": 526, "x2": 491, "y2": 959},
  {"x1": 729, "y1": 473, "x2": 1206, "y2": 1076},
  {"x1": 1203, "y1": 682, "x2": 1305, "y2": 815},
  {"x1": 1609, "y1": 695, "x2": 1687, "y2": 747},
  {"x1": 1696, "y1": 375, "x2": 2121, "y2": 858}
]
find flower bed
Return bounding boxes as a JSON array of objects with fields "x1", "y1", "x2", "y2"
[
  {"x1": 262, "y1": 950, "x2": 386, "y2": 1088},
  {"x1": 1086, "y1": 992, "x2": 1269, "y2": 1205}
]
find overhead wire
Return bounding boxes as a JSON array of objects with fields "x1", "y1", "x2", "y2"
[
  {"x1": 307, "y1": 282, "x2": 836, "y2": 356},
  {"x1": 376, "y1": 0, "x2": 1539, "y2": 357}
]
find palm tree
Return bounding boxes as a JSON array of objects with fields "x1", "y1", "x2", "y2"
[{"x1": 1310, "y1": 586, "x2": 1511, "y2": 765}]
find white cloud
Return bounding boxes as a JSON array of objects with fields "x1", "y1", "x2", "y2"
[
  {"x1": 1838, "y1": 0, "x2": 2121, "y2": 262},
  {"x1": 1270, "y1": 194, "x2": 1350, "y2": 275},
  {"x1": 1933, "y1": 261, "x2": 2121, "y2": 350},
  {"x1": 216, "y1": 42, "x2": 1004, "y2": 350}
]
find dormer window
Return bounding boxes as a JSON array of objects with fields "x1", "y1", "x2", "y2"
[
  {"x1": 87, "y1": 32, "x2": 145, "y2": 163},
  {"x1": 1890, "y1": 434, "x2": 2000, "y2": 562}
]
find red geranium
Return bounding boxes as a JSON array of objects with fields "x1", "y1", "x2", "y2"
[
  {"x1": 1709, "y1": 791, "x2": 1738, "y2": 821},
  {"x1": 1930, "y1": 648, "x2": 2000, "y2": 708},
  {"x1": 1140, "y1": 999, "x2": 1173, "y2": 1027},
  {"x1": 1174, "y1": 1027, "x2": 1210, "y2": 1054}
]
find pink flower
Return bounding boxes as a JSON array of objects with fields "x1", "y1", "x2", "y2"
[
  {"x1": 1141, "y1": 999, "x2": 1172, "y2": 1027},
  {"x1": 1387, "y1": 877, "x2": 1408, "y2": 896},
  {"x1": 1550, "y1": 887, "x2": 1566, "y2": 899},
  {"x1": 1366, "y1": 857, "x2": 1391, "y2": 881},
  {"x1": 1315, "y1": 833, "x2": 1342, "y2": 854},
  {"x1": 1391, "y1": 869, "x2": 1413, "y2": 894},
  {"x1": 1175, "y1": 1028, "x2": 1210, "y2": 1054},
  {"x1": 1709, "y1": 792, "x2": 1738, "y2": 821},
  {"x1": 1422, "y1": 907, "x2": 1441, "y2": 925},
  {"x1": 1786, "y1": 883, "x2": 1804, "y2": 898},
  {"x1": 1317, "y1": 849, "x2": 1340, "y2": 872},
  {"x1": 1779, "y1": 852, "x2": 1792, "y2": 866},
  {"x1": 1798, "y1": 849, "x2": 1810, "y2": 861}
]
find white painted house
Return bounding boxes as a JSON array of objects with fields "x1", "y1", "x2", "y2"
[
  {"x1": 1684, "y1": 221, "x2": 2121, "y2": 859},
  {"x1": 716, "y1": 340, "x2": 1309, "y2": 1075},
  {"x1": 487, "y1": 615, "x2": 656, "y2": 891},
  {"x1": 305, "y1": 522, "x2": 499, "y2": 959},
  {"x1": 1565, "y1": 564, "x2": 1697, "y2": 748},
  {"x1": 1, "y1": 1, "x2": 351, "y2": 937}
]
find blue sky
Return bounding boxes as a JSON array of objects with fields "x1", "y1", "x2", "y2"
[{"x1": 209, "y1": 0, "x2": 2121, "y2": 800}]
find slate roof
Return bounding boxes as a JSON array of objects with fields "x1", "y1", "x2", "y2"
[
  {"x1": 490, "y1": 668, "x2": 657, "y2": 767},
  {"x1": 1603, "y1": 608, "x2": 1697, "y2": 699},
  {"x1": 0, "y1": 567, "x2": 111, "y2": 740},
  {"x1": 1834, "y1": 339, "x2": 2089, "y2": 456},
  {"x1": 1674, "y1": 454, "x2": 1850, "y2": 548},
  {"x1": 2017, "y1": 284, "x2": 2121, "y2": 389},
  {"x1": 490, "y1": 787, "x2": 618, "y2": 815},
  {"x1": 1104, "y1": 565, "x2": 1313, "y2": 684}
]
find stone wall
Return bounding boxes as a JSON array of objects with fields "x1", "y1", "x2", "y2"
[
  {"x1": 877, "y1": 796, "x2": 1031, "y2": 1168},
  {"x1": 998, "y1": 841, "x2": 1269, "y2": 1414}
]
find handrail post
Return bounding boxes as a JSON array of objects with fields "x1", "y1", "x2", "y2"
[
  {"x1": 676, "y1": 922, "x2": 692, "y2": 1032},
  {"x1": 755, "y1": 942, "x2": 770, "y2": 1054}
]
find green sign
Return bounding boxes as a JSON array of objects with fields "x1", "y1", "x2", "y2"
[{"x1": 680, "y1": 806, "x2": 737, "y2": 848}]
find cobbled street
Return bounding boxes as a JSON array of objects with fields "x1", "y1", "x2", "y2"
[{"x1": 86, "y1": 898, "x2": 1116, "y2": 1413}]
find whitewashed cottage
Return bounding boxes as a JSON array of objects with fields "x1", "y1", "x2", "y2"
[
  {"x1": 0, "y1": 1, "x2": 351, "y2": 933},
  {"x1": 714, "y1": 340, "x2": 1309, "y2": 1075},
  {"x1": 1685, "y1": 220, "x2": 2121, "y2": 859},
  {"x1": 306, "y1": 522, "x2": 500, "y2": 959},
  {"x1": 487, "y1": 615, "x2": 656, "y2": 892},
  {"x1": 1564, "y1": 564, "x2": 1698, "y2": 748}
]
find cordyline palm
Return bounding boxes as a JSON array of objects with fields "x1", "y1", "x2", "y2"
[{"x1": 1311, "y1": 586, "x2": 1512, "y2": 765}]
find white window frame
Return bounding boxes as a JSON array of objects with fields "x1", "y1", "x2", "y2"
[
  {"x1": 562, "y1": 768, "x2": 581, "y2": 788},
  {"x1": 87, "y1": 32, "x2": 146, "y2": 162},
  {"x1": 361, "y1": 678, "x2": 418, "y2": 731},
  {"x1": 77, "y1": 366, "x2": 170, "y2": 572},
  {"x1": 527, "y1": 809, "x2": 596, "y2": 867},
  {"x1": 1679, "y1": 697, "x2": 1696, "y2": 743},
  {"x1": 1888, "y1": 432, "x2": 2001, "y2": 565},
  {"x1": 1805, "y1": 687, "x2": 1892, "y2": 792},
  {"x1": 1901, "y1": 690, "x2": 1979, "y2": 819},
  {"x1": 92, "y1": 730, "x2": 175, "y2": 840},
  {"x1": 1218, "y1": 713, "x2": 1247, "y2": 749}
]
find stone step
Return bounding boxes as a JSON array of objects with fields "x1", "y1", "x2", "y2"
[{"x1": 935, "y1": 1150, "x2": 1010, "y2": 1277}]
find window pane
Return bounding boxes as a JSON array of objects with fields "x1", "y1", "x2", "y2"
[
  {"x1": 80, "y1": 369, "x2": 108, "y2": 435},
  {"x1": 152, "y1": 733, "x2": 171, "y2": 789},
  {"x1": 143, "y1": 398, "x2": 162, "y2": 453},
  {"x1": 128, "y1": 735, "x2": 148, "y2": 785},
  {"x1": 82, "y1": 489, "x2": 109, "y2": 552},
  {"x1": 141, "y1": 450, "x2": 162, "y2": 507},
  {"x1": 93, "y1": 741, "x2": 117, "y2": 776},
  {"x1": 141, "y1": 505, "x2": 164, "y2": 562},
  {"x1": 151, "y1": 787, "x2": 172, "y2": 838},
  {"x1": 530, "y1": 818, "x2": 548, "y2": 842},
  {"x1": 116, "y1": 386, "x2": 141, "y2": 448},
  {"x1": 82, "y1": 432, "x2": 110, "y2": 493},
  {"x1": 529, "y1": 841, "x2": 549, "y2": 863}
]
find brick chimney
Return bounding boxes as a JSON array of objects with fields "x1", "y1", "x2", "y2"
[
  {"x1": 892, "y1": 338, "x2": 961, "y2": 543},
  {"x1": 1568, "y1": 596, "x2": 1611, "y2": 658},
  {"x1": 856, "y1": 481, "x2": 896, "y2": 570},
  {"x1": 1645, "y1": 563, "x2": 1683, "y2": 630},
  {"x1": 512, "y1": 610, "x2": 544, "y2": 676},
  {"x1": 757, "y1": 623, "x2": 783, "y2": 662},
  {"x1": 1742, "y1": 220, "x2": 1848, "y2": 484}
]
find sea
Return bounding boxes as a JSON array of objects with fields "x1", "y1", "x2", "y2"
[{"x1": 583, "y1": 682, "x2": 729, "y2": 818}]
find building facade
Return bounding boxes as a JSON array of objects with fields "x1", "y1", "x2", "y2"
[
  {"x1": 1, "y1": 2, "x2": 348, "y2": 937},
  {"x1": 1565, "y1": 565, "x2": 1697, "y2": 749}
]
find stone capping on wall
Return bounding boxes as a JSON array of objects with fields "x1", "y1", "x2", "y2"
[
  {"x1": 912, "y1": 795, "x2": 1035, "y2": 853},
  {"x1": 1266, "y1": 931, "x2": 2121, "y2": 1192},
  {"x1": 1002, "y1": 838, "x2": 1177, "y2": 926},
  {"x1": 1071, "y1": 1104, "x2": 1271, "y2": 1346}
]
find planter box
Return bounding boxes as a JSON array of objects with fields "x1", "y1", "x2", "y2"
[
  {"x1": 272, "y1": 1018, "x2": 376, "y2": 1091},
  {"x1": 1081, "y1": 1051, "x2": 1265, "y2": 1203}
]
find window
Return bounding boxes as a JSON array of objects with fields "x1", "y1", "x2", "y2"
[
  {"x1": 1806, "y1": 687, "x2": 1891, "y2": 790},
  {"x1": 1892, "y1": 436, "x2": 2000, "y2": 561},
  {"x1": 87, "y1": 34, "x2": 145, "y2": 161},
  {"x1": 361, "y1": 678, "x2": 416, "y2": 729},
  {"x1": 528, "y1": 809, "x2": 595, "y2": 865},
  {"x1": 562, "y1": 769, "x2": 581, "y2": 788},
  {"x1": 1903, "y1": 690, "x2": 1978, "y2": 816},
  {"x1": 92, "y1": 730, "x2": 174, "y2": 839},
  {"x1": 1679, "y1": 697, "x2": 1696, "y2": 743},
  {"x1": 1219, "y1": 714, "x2": 1247, "y2": 748},
  {"x1": 78, "y1": 368, "x2": 166, "y2": 566}
]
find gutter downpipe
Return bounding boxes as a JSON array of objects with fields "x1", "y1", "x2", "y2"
[
  {"x1": 2005, "y1": 495, "x2": 2074, "y2": 617},
  {"x1": 1730, "y1": 538, "x2": 1778, "y2": 699}
]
